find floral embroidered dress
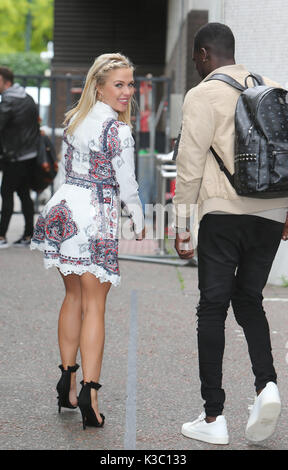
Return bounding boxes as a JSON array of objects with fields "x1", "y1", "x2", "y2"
[{"x1": 31, "y1": 101, "x2": 144, "y2": 287}]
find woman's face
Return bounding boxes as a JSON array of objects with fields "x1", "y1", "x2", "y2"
[{"x1": 98, "y1": 67, "x2": 135, "y2": 113}]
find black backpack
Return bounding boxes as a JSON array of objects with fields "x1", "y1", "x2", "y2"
[{"x1": 207, "y1": 73, "x2": 288, "y2": 198}]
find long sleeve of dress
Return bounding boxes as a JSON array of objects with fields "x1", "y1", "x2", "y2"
[
  {"x1": 53, "y1": 140, "x2": 66, "y2": 190},
  {"x1": 111, "y1": 124, "x2": 144, "y2": 235}
]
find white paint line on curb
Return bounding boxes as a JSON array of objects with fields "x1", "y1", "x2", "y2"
[
  {"x1": 264, "y1": 298, "x2": 288, "y2": 302},
  {"x1": 124, "y1": 290, "x2": 138, "y2": 450}
]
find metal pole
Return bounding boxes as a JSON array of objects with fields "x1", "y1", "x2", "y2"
[
  {"x1": 118, "y1": 254, "x2": 197, "y2": 267},
  {"x1": 158, "y1": 167, "x2": 166, "y2": 255},
  {"x1": 37, "y1": 76, "x2": 41, "y2": 113},
  {"x1": 25, "y1": 0, "x2": 32, "y2": 52},
  {"x1": 165, "y1": 78, "x2": 171, "y2": 153},
  {"x1": 50, "y1": 76, "x2": 56, "y2": 146},
  {"x1": 150, "y1": 80, "x2": 156, "y2": 203},
  {"x1": 134, "y1": 80, "x2": 141, "y2": 180},
  {"x1": 66, "y1": 75, "x2": 72, "y2": 111}
]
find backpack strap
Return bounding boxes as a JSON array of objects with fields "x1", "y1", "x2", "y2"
[
  {"x1": 207, "y1": 72, "x2": 265, "y2": 90},
  {"x1": 205, "y1": 73, "x2": 246, "y2": 92},
  {"x1": 252, "y1": 73, "x2": 264, "y2": 85},
  {"x1": 204, "y1": 74, "x2": 239, "y2": 187},
  {"x1": 245, "y1": 73, "x2": 265, "y2": 88},
  {"x1": 209, "y1": 146, "x2": 235, "y2": 188}
]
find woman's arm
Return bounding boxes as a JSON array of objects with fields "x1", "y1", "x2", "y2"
[{"x1": 111, "y1": 124, "x2": 144, "y2": 236}]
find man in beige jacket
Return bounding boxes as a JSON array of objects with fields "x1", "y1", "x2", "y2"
[{"x1": 173, "y1": 22, "x2": 288, "y2": 445}]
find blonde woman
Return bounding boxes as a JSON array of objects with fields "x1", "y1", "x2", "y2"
[{"x1": 31, "y1": 53, "x2": 144, "y2": 430}]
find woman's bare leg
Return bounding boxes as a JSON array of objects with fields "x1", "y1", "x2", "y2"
[
  {"x1": 58, "y1": 272, "x2": 82, "y2": 406},
  {"x1": 79, "y1": 272, "x2": 111, "y2": 422}
]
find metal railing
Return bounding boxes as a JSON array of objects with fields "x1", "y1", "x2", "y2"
[{"x1": 1, "y1": 73, "x2": 196, "y2": 267}]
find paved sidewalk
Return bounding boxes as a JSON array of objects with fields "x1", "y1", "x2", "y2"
[{"x1": 1, "y1": 214, "x2": 288, "y2": 451}]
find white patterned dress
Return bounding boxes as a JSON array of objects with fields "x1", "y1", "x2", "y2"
[{"x1": 31, "y1": 101, "x2": 144, "y2": 286}]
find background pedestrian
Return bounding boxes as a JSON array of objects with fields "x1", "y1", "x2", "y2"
[{"x1": 0, "y1": 66, "x2": 39, "y2": 248}]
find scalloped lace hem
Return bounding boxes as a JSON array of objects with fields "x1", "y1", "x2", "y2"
[{"x1": 31, "y1": 243, "x2": 120, "y2": 286}]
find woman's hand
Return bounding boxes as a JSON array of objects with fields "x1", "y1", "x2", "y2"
[
  {"x1": 175, "y1": 230, "x2": 194, "y2": 259},
  {"x1": 135, "y1": 227, "x2": 145, "y2": 241},
  {"x1": 282, "y1": 212, "x2": 288, "y2": 241}
]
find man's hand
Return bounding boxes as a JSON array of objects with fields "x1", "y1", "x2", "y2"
[
  {"x1": 175, "y1": 230, "x2": 194, "y2": 259},
  {"x1": 282, "y1": 212, "x2": 288, "y2": 241}
]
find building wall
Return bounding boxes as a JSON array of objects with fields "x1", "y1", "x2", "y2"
[
  {"x1": 53, "y1": 0, "x2": 167, "y2": 76},
  {"x1": 51, "y1": 0, "x2": 168, "y2": 147},
  {"x1": 165, "y1": 7, "x2": 208, "y2": 95},
  {"x1": 165, "y1": 0, "x2": 223, "y2": 98},
  {"x1": 223, "y1": 0, "x2": 288, "y2": 87},
  {"x1": 166, "y1": 0, "x2": 288, "y2": 99},
  {"x1": 166, "y1": 0, "x2": 224, "y2": 65}
]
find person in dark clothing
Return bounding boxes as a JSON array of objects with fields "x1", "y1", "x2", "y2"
[{"x1": 0, "y1": 66, "x2": 39, "y2": 248}]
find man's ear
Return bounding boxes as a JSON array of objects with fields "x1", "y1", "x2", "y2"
[{"x1": 200, "y1": 47, "x2": 209, "y2": 63}]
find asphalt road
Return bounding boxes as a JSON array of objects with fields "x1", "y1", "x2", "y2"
[{"x1": 1, "y1": 214, "x2": 288, "y2": 452}]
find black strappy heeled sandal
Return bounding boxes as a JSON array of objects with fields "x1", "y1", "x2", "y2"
[
  {"x1": 78, "y1": 380, "x2": 105, "y2": 430},
  {"x1": 56, "y1": 364, "x2": 80, "y2": 413}
]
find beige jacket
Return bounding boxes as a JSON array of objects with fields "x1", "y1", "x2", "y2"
[{"x1": 173, "y1": 64, "x2": 288, "y2": 228}]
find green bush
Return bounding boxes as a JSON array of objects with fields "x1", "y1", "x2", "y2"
[
  {"x1": 0, "y1": 51, "x2": 47, "y2": 74},
  {"x1": 0, "y1": 52, "x2": 49, "y2": 85}
]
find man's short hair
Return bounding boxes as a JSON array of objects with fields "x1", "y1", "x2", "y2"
[
  {"x1": 0, "y1": 66, "x2": 14, "y2": 84},
  {"x1": 194, "y1": 23, "x2": 235, "y2": 59}
]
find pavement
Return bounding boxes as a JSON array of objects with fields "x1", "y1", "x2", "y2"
[{"x1": 1, "y1": 212, "x2": 288, "y2": 452}]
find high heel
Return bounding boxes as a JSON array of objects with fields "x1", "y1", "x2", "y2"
[
  {"x1": 56, "y1": 364, "x2": 80, "y2": 413},
  {"x1": 78, "y1": 380, "x2": 105, "y2": 430}
]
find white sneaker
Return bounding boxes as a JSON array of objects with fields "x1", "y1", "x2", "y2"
[
  {"x1": 245, "y1": 381, "x2": 281, "y2": 442},
  {"x1": 0, "y1": 238, "x2": 9, "y2": 249},
  {"x1": 181, "y1": 412, "x2": 229, "y2": 445}
]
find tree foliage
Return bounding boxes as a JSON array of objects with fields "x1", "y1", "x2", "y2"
[
  {"x1": 0, "y1": 52, "x2": 48, "y2": 79},
  {"x1": 0, "y1": 0, "x2": 54, "y2": 53}
]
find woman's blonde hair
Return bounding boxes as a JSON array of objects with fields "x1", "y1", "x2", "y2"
[{"x1": 64, "y1": 53, "x2": 135, "y2": 135}]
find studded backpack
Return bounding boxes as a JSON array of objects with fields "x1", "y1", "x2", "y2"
[{"x1": 207, "y1": 73, "x2": 288, "y2": 198}]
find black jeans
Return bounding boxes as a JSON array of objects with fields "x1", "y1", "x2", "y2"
[
  {"x1": 197, "y1": 214, "x2": 283, "y2": 417},
  {"x1": 0, "y1": 159, "x2": 35, "y2": 238}
]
